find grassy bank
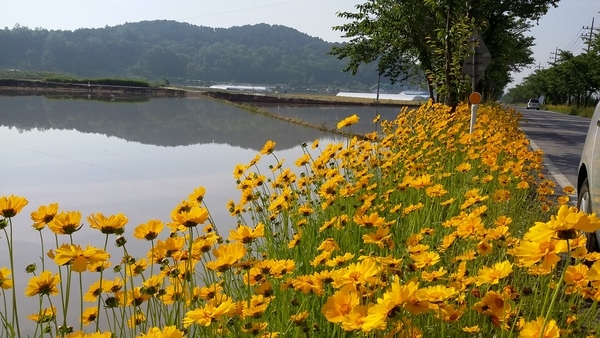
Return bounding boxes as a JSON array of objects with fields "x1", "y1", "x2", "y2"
[
  {"x1": 2, "y1": 102, "x2": 599, "y2": 337},
  {"x1": 544, "y1": 104, "x2": 596, "y2": 118}
]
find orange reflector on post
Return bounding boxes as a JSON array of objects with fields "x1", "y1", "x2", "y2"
[{"x1": 469, "y1": 92, "x2": 482, "y2": 104}]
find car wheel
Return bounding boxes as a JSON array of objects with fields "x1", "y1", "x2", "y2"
[{"x1": 578, "y1": 178, "x2": 599, "y2": 252}]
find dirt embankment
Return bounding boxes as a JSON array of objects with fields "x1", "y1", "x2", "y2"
[
  {"x1": 0, "y1": 79, "x2": 186, "y2": 97},
  {"x1": 198, "y1": 90, "x2": 395, "y2": 106},
  {"x1": 0, "y1": 79, "x2": 413, "y2": 107}
]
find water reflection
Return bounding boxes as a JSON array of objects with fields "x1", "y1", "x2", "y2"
[
  {"x1": 248, "y1": 103, "x2": 405, "y2": 135},
  {"x1": 1, "y1": 96, "x2": 339, "y2": 150},
  {"x1": 0, "y1": 95, "x2": 403, "y2": 332}
]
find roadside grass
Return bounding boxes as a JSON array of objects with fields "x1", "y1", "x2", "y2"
[
  {"x1": 544, "y1": 104, "x2": 595, "y2": 118},
  {"x1": 2, "y1": 102, "x2": 600, "y2": 337}
]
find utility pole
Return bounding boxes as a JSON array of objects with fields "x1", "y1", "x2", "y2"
[
  {"x1": 582, "y1": 17, "x2": 595, "y2": 53},
  {"x1": 549, "y1": 47, "x2": 559, "y2": 65}
]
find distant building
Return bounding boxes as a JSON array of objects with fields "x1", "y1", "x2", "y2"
[
  {"x1": 337, "y1": 91, "x2": 429, "y2": 102},
  {"x1": 209, "y1": 84, "x2": 272, "y2": 92}
]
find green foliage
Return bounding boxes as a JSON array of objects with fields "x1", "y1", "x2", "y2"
[
  {"x1": 43, "y1": 76, "x2": 150, "y2": 87},
  {"x1": 545, "y1": 104, "x2": 595, "y2": 118},
  {"x1": 0, "y1": 21, "x2": 403, "y2": 90},
  {"x1": 505, "y1": 44, "x2": 600, "y2": 108},
  {"x1": 331, "y1": 0, "x2": 561, "y2": 105}
]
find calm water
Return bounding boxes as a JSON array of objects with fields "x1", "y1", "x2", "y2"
[{"x1": 0, "y1": 94, "x2": 401, "y2": 331}]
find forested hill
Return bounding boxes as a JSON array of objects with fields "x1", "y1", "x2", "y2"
[{"x1": 0, "y1": 20, "x2": 386, "y2": 88}]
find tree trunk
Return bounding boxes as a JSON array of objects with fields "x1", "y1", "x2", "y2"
[{"x1": 444, "y1": 4, "x2": 457, "y2": 110}]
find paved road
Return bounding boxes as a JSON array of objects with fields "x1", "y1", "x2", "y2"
[{"x1": 515, "y1": 107, "x2": 591, "y2": 191}]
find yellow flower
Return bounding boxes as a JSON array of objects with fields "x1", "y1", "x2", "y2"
[
  {"x1": 462, "y1": 325, "x2": 480, "y2": 333},
  {"x1": 353, "y1": 212, "x2": 391, "y2": 228},
  {"x1": 141, "y1": 275, "x2": 163, "y2": 295},
  {"x1": 48, "y1": 211, "x2": 83, "y2": 235},
  {"x1": 229, "y1": 223, "x2": 265, "y2": 243},
  {"x1": 134, "y1": 219, "x2": 164, "y2": 241},
  {"x1": 84, "y1": 279, "x2": 109, "y2": 302},
  {"x1": 564, "y1": 264, "x2": 589, "y2": 288},
  {"x1": 362, "y1": 227, "x2": 394, "y2": 249},
  {"x1": 426, "y1": 184, "x2": 448, "y2": 197},
  {"x1": 206, "y1": 242, "x2": 247, "y2": 272},
  {"x1": 127, "y1": 287, "x2": 151, "y2": 306},
  {"x1": 317, "y1": 238, "x2": 340, "y2": 252},
  {"x1": 27, "y1": 306, "x2": 56, "y2": 323},
  {"x1": 288, "y1": 232, "x2": 301, "y2": 248},
  {"x1": 513, "y1": 238, "x2": 567, "y2": 270},
  {"x1": 65, "y1": 331, "x2": 113, "y2": 338},
  {"x1": 128, "y1": 311, "x2": 146, "y2": 328},
  {"x1": 81, "y1": 307, "x2": 98, "y2": 326},
  {"x1": 455, "y1": 162, "x2": 471, "y2": 172},
  {"x1": 476, "y1": 240, "x2": 493, "y2": 256},
  {"x1": 290, "y1": 310, "x2": 309, "y2": 325},
  {"x1": 473, "y1": 290, "x2": 512, "y2": 320},
  {"x1": 519, "y1": 317, "x2": 560, "y2": 338},
  {"x1": 361, "y1": 280, "x2": 419, "y2": 331},
  {"x1": 331, "y1": 258, "x2": 380, "y2": 289},
  {"x1": 88, "y1": 212, "x2": 128, "y2": 235},
  {"x1": 30, "y1": 203, "x2": 59, "y2": 229},
  {"x1": 0, "y1": 195, "x2": 28, "y2": 218},
  {"x1": 53, "y1": 244, "x2": 110, "y2": 273},
  {"x1": 242, "y1": 294, "x2": 271, "y2": 318},
  {"x1": 0, "y1": 267, "x2": 13, "y2": 289},
  {"x1": 137, "y1": 326, "x2": 185, "y2": 338},
  {"x1": 260, "y1": 140, "x2": 276, "y2": 155},
  {"x1": 547, "y1": 205, "x2": 600, "y2": 239},
  {"x1": 311, "y1": 250, "x2": 332, "y2": 267},
  {"x1": 410, "y1": 251, "x2": 440, "y2": 269},
  {"x1": 182, "y1": 299, "x2": 237, "y2": 327},
  {"x1": 421, "y1": 267, "x2": 447, "y2": 282},
  {"x1": 439, "y1": 304, "x2": 465, "y2": 322},
  {"x1": 415, "y1": 285, "x2": 457, "y2": 304},
  {"x1": 241, "y1": 322, "x2": 268, "y2": 334},
  {"x1": 337, "y1": 114, "x2": 359, "y2": 129},
  {"x1": 295, "y1": 153, "x2": 311, "y2": 167},
  {"x1": 188, "y1": 186, "x2": 207, "y2": 205},
  {"x1": 25, "y1": 270, "x2": 60, "y2": 297},
  {"x1": 322, "y1": 287, "x2": 360, "y2": 323},
  {"x1": 475, "y1": 260, "x2": 513, "y2": 286},
  {"x1": 171, "y1": 205, "x2": 209, "y2": 228}
]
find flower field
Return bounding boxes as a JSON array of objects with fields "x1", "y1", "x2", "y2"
[{"x1": 2, "y1": 101, "x2": 600, "y2": 337}]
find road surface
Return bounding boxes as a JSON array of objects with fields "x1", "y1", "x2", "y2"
[{"x1": 515, "y1": 107, "x2": 590, "y2": 192}]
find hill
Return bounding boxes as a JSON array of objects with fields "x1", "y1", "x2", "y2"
[{"x1": 0, "y1": 21, "x2": 415, "y2": 90}]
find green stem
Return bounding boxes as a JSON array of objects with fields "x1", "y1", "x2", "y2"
[
  {"x1": 4, "y1": 219, "x2": 21, "y2": 337},
  {"x1": 78, "y1": 272, "x2": 83, "y2": 331},
  {"x1": 1, "y1": 288, "x2": 12, "y2": 337},
  {"x1": 540, "y1": 239, "x2": 571, "y2": 337},
  {"x1": 46, "y1": 295, "x2": 60, "y2": 337},
  {"x1": 95, "y1": 234, "x2": 110, "y2": 332},
  {"x1": 54, "y1": 234, "x2": 66, "y2": 331},
  {"x1": 39, "y1": 230, "x2": 46, "y2": 271}
]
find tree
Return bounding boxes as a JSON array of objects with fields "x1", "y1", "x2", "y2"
[
  {"x1": 505, "y1": 29, "x2": 600, "y2": 107},
  {"x1": 331, "y1": 0, "x2": 561, "y2": 106}
]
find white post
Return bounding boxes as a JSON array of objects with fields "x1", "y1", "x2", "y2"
[{"x1": 470, "y1": 104, "x2": 478, "y2": 134}]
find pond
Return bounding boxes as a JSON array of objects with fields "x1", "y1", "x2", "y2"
[{"x1": 0, "y1": 94, "x2": 403, "y2": 332}]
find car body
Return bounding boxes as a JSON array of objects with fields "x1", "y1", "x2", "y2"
[
  {"x1": 527, "y1": 99, "x2": 540, "y2": 110},
  {"x1": 578, "y1": 100, "x2": 600, "y2": 251}
]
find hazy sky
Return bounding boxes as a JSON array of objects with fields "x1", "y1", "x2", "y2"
[{"x1": 1, "y1": 0, "x2": 598, "y2": 88}]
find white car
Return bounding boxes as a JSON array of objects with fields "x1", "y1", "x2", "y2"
[
  {"x1": 578, "y1": 100, "x2": 600, "y2": 251},
  {"x1": 527, "y1": 99, "x2": 540, "y2": 110}
]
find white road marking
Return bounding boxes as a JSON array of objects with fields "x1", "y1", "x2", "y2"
[{"x1": 528, "y1": 139, "x2": 577, "y2": 202}]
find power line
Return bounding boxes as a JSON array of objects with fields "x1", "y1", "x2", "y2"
[{"x1": 563, "y1": 28, "x2": 585, "y2": 52}]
